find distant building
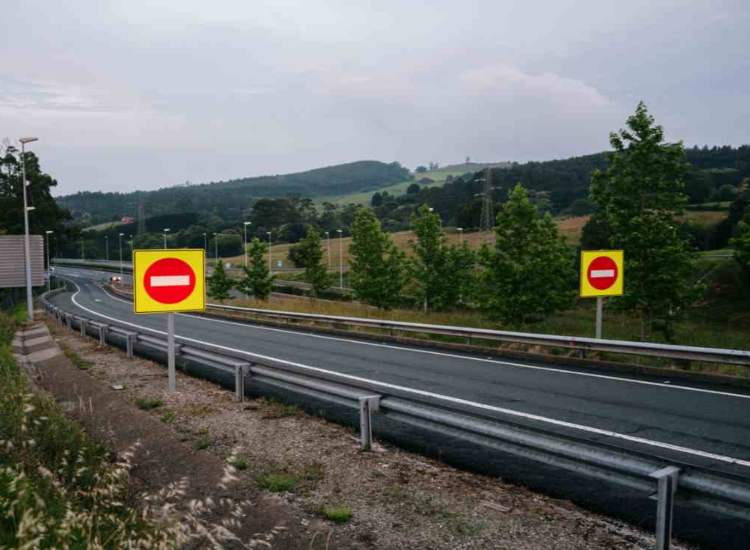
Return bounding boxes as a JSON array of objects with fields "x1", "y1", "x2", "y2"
[{"x1": 121, "y1": 216, "x2": 135, "y2": 224}]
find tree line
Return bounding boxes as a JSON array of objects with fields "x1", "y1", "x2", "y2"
[{"x1": 266, "y1": 103, "x2": 750, "y2": 340}]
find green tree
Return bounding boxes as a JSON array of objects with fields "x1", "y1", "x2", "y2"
[
  {"x1": 731, "y1": 219, "x2": 750, "y2": 281},
  {"x1": 590, "y1": 102, "x2": 696, "y2": 340},
  {"x1": 479, "y1": 184, "x2": 574, "y2": 325},
  {"x1": 207, "y1": 260, "x2": 233, "y2": 302},
  {"x1": 298, "y1": 227, "x2": 331, "y2": 297},
  {"x1": 0, "y1": 145, "x2": 72, "y2": 245},
  {"x1": 236, "y1": 238, "x2": 274, "y2": 300},
  {"x1": 410, "y1": 205, "x2": 474, "y2": 310},
  {"x1": 349, "y1": 209, "x2": 406, "y2": 309}
]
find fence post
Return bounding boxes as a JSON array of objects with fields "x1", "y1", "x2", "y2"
[
  {"x1": 358, "y1": 396, "x2": 381, "y2": 451},
  {"x1": 650, "y1": 466, "x2": 680, "y2": 550}
]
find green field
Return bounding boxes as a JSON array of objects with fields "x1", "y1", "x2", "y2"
[{"x1": 321, "y1": 162, "x2": 508, "y2": 206}]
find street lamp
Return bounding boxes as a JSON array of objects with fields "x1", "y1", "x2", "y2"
[
  {"x1": 267, "y1": 232, "x2": 272, "y2": 274},
  {"x1": 243, "y1": 221, "x2": 252, "y2": 267},
  {"x1": 212, "y1": 232, "x2": 219, "y2": 261},
  {"x1": 80, "y1": 238, "x2": 85, "y2": 260},
  {"x1": 336, "y1": 229, "x2": 343, "y2": 288},
  {"x1": 45, "y1": 230, "x2": 53, "y2": 292},
  {"x1": 118, "y1": 233, "x2": 125, "y2": 275},
  {"x1": 163, "y1": 228, "x2": 170, "y2": 249},
  {"x1": 105, "y1": 235, "x2": 109, "y2": 261},
  {"x1": 202, "y1": 232, "x2": 207, "y2": 259},
  {"x1": 19, "y1": 136, "x2": 38, "y2": 321},
  {"x1": 457, "y1": 227, "x2": 463, "y2": 243},
  {"x1": 325, "y1": 231, "x2": 331, "y2": 269}
]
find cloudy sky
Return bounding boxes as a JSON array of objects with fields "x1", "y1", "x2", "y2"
[{"x1": 2, "y1": 0, "x2": 748, "y2": 195}]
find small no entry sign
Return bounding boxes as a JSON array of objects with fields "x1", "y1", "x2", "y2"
[
  {"x1": 133, "y1": 249, "x2": 205, "y2": 313},
  {"x1": 580, "y1": 250, "x2": 623, "y2": 298}
]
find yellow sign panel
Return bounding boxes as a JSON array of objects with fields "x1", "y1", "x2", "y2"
[
  {"x1": 580, "y1": 250, "x2": 624, "y2": 298},
  {"x1": 133, "y1": 249, "x2": 206, "y2": 313}
]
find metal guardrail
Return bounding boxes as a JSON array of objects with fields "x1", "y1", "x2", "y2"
[
  {"x1": 209, "y1": 303, "x2": 750, "y2": 368},
  {"x1": 41, "y1": 284, "x2": 750, "y2": 549}
]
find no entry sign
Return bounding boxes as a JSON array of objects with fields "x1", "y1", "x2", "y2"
[
  {"x1": 133, "y1": 249, "x2": 205, "y2": 313},
  {"x1": 144, "y1": 258, "x2": 196, "y2": 304},
  {"x1": 580, "y1": 250, "x2": 623, "y2": 297}
]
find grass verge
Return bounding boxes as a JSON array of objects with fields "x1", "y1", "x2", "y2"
[{"x1": 0, "y1": 309, "x2": 175, "y2": 548}]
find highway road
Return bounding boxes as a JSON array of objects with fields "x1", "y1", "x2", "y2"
[{"x1": 49, "y1": 267, "x2": 750, "y2": 547}]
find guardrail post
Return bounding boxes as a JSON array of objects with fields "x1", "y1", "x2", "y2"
[
  {"x1": 650, "y1": 466, "x2": 680, "y2": 550},
  {"x1": 126, "y1": 333, "x2": 136, "y2": 359},
  {"x1": 358, "y1": 395, "x2": 381, "y2": 451},
  {"x1": 98, "y1": 325, "x2": 109, "y2": 346},
  {"x1": 80, "y1": 318, "x2": 87, "y2": 337},
  {"x1": 66, "y1": 314, "x2": 73, "y2": 331},
  {"x1": 235, "y1": 364, "x2": 250, "y2": 402}
]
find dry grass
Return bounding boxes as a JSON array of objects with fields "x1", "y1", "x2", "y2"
[{"x1": 224, "y1": 217, "x2": 588, "y2": 269}]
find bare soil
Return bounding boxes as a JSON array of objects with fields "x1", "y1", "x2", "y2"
[{"x1": 47, "y1": 321, "x2": 693, "y2": 549}]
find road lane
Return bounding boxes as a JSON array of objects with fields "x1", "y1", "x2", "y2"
[{"x1": 50, "y1": 269, "x2": 750, "y2": 474}]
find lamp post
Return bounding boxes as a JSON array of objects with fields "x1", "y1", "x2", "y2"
[
  {"x1": 243, "y1": 221, "x2": 252, "y2": 267},
  {"x1": 19, "y1": 137, "x2": 38, "y2": 321},
  {"x1": 325, "y1": 231, "x2": 331, "y2": 269},
  {"x1": 202, "y1": 232, "x2": 207, "y2": 260},
  {"x1": 163, "y1": 228, "x2": 170, "y2": 249},
  {"x1": 212, "y1": 232, "x2": 219, "y2": 261},
  {"x1": 337, "y1": 229, "x2": 343, "y2": 288},
  {"x1": 118, "y1": 233, "x2": 124, "y2": 275},
  {"x1": 105, "y1": 235, "x2": 109, "y2": 261},
  {"x1": 45, "y1": 230, "x2": 53, "y2": 292},
  {"x1": 267, "y1": 232, "x2": 272, "y2": 274},
  {"x1": 81, "y1": 238, "x2": 85, "y2": 259},
  {"x1": 457, "y1": 227, "x2": 463, "y2": 244}
]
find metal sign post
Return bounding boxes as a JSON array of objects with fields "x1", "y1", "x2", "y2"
[
  {"x1": 580, "y1": 250, "x2": 624, "y2": 340},
  {"x1": 167, "y1": 312, "x2": 176, "y2": 393},
  {"x1": 132, "y1": 249, "x2": 205, "y2": 393}
]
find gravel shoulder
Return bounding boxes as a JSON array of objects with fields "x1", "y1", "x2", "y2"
[{"x1": 47, "y1": 321, "x2": 693, "y2": 549}]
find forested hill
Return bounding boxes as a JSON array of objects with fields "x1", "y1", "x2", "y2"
[{"x1": 58, "y1": 160, "x2": 410, "y2": 225}]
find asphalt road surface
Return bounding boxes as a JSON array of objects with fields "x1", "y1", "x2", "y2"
[{"x1": 49, "y1": 267, "x2": 750, "y2": 547}]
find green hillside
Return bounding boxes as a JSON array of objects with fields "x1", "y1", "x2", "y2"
[
  {"x1": 327, "y1": 162, "x2": 509, "y2": 206},
  {"x1": 58, "y1": 160, "x2": 410, "y2": 225}
]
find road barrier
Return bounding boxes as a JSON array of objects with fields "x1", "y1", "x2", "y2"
[{"x1": 41, "y1": 283, "x2": 750, "y2": 550}]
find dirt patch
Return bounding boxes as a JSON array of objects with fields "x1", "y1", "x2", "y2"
[{"x1": 47, "y1": 321, "x2": 693, "y2": 549}]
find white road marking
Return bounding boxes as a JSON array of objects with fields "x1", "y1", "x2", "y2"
[
  {"x1": 150, "y1": 275, "x2": 190, "y2": 287},
  {"x1": 96, "y1": 279, "x2": 750, "y2": 401},
  {"x1": 62, "y1": 279, "x2": 750, "y2": 469},
  {"x1": 590, "y1": 269, "x2": 615, "y2": 278}
]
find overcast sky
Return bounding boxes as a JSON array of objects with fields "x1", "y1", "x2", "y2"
[{"x1": 2, "y1": 0, "x2": 748, "y2": 195}]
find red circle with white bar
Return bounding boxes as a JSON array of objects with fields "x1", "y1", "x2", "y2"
[
  {"x1": 144, "y1": 258, "x2": 196, "y2": 304},
  {"x1": 587, "y1": 256, "x2": 618, "y2": 290}
]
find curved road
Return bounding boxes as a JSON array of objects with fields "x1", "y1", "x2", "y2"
[{"x1": 49, "y1": 267, "x2": 750, "y2": 479}]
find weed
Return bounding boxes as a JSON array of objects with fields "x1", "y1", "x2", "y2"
[
  {"x1": 135, "y1": 397, "x2": 164, "y2": 411},
  {"x1": 300, "y1": 462, "x2": 325, "y2": 482},
  {"x1": 259, "y1": 398, "x2": 301, "y2": 419},
  {"x1": 183, "y1": 403, "x2": 215, "y2": 418},
  {"x1": 256, "y1": 472, "x2": 297, "y2": 492},
  {"x1": 321, "y1": 505, "x2": 353, "y2": 523},
  {"x1": 160, "y1": 409, "x2": 176, "y2": 424},
  {"x1": 61, "y1": 345, "x2": 92, "y2": 370},
  {"x1": 194, "y1": 435, "x2": 212, "y2": 450},
  {"x1": 227, "y1": 456, "x2": 249, "y2": 470}
]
